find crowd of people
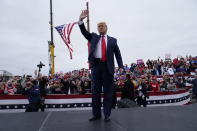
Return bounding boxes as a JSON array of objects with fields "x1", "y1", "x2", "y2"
[
  {"x1": 0, "y1": 68, "x2": 91, "y2": 95},
  {"x1": 115, "y1": 55, "x2": 197, "y2": 93},
  {"x1": 0, "y1": 55, "x2": 197, "y2": 110},
  {"x1": 0, "y1": 55, "x2": 197, "y2": 97}
]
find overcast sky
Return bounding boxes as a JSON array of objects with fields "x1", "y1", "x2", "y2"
[{"x1": 0, "y1": 0, "x2": 197, "y2": 75}]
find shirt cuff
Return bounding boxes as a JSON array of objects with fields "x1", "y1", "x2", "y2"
[{"x1": 78, "y1": 21, "x2": 84, "y2": 25}]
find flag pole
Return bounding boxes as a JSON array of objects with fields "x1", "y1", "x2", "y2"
[
  {"x1": 86, "y1": 2, "x2": 90, "y2": 32},
  {"x1": 86, "y1": 1, "x2": 91, "y2": 69},
  {"x1": 50, "y1": 0, "x2": 54, "y2": 45}
]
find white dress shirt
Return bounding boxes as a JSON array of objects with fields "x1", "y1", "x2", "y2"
[
  {"x1": 94, "y1": 35, "x2": 108, "y2": 58},
  {"x1": 78, "y1": 21, "x2": 108, "y2": 58}
]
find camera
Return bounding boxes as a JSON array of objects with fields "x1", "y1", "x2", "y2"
[
  {"x1": 37, "y1": 61, "x2": 45, "y2": 69},
  {"x1": 37, "y1": 61, "x2": 45, "y2": 72}
]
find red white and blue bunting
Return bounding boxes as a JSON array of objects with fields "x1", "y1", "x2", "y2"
[{"x1": 0, "y1": 87, "x2": 192, "y2": 111}]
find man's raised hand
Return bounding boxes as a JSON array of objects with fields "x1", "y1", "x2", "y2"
[{"x1": 79, "y1": 10, "x2": 88, "y2": 21}]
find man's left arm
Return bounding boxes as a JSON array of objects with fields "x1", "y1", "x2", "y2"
[{"x1": 114, "y1": 39, "x2": 124, "y2": 69}]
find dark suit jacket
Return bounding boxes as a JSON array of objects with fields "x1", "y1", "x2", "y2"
[
  {"x1": 191, "y1": 79, "x2": 197, "y2": 94},
  {"x1": 79, "y1": 23, "x2": 123, "y2": 75}
]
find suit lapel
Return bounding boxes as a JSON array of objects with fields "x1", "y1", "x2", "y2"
[
  {"x1": 90, "y1": 35, "x2": 100, "y2": 55},
  {"x1": 107, "y1": 35, "x2": 110, "y2": 52},
  {"x1": 96, "y1": 35, "x2": 101, "y2": 47}
]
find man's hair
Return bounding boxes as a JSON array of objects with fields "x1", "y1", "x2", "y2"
[
  {"x1": 97, "y1": 22, "x2": 107, "y2": 29},
  {"x1": 126, "y1": 74, "x2": 131, "y2": 80},
  {"x1": 97, "y1": 22, "x2": 107, "y2": 26},
  {"x1": 32, "y1": 80, "x2": 38, "y2": 86}
]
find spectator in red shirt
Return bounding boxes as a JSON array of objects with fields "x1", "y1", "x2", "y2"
[{"x1": 151, "y1": 77, "x2": 160, "y2": 92}]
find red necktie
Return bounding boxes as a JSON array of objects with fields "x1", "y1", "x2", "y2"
[{"x1": 101, "y1": 35, "x2": 107, "y2": 61}]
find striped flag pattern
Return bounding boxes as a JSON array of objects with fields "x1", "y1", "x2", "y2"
[{"x1": 55, "y1": 22, "x2": 77, "y2": 59}]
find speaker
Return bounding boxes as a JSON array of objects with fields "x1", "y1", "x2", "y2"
[{"x1": 117, "y1": 98, "x2": 139, "y2": 108}]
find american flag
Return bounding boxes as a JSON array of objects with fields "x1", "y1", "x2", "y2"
[{"x1": 55, "y1": 22, "x2": 77, "y2": 59}]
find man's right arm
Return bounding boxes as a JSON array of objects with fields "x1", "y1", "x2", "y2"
[
  {"x1": 78, "y1": 21, "x2": 92, "y2": 41},
  {"x1": 78, "y1": 10, "x2": 92, "y2": 41}
]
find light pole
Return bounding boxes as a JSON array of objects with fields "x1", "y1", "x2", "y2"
[{"x1": 48, "y1": 0, "x2": 55, "y2": 75}]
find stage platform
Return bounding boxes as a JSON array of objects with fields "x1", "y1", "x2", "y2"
[{"x1": 0, "y1": 104, "x2": 197, "y2": 131}]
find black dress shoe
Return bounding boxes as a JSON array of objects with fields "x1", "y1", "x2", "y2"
[
  {"x1": 104, "y1": 117, "x2": 110, "y2": 122},
  {"x1": 89, "y1": 116, "x2": 101, "y2": 121}
]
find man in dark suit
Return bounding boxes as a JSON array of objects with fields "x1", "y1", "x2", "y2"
[
  {"x1": 78, "y1": 10, "x2": 124, "y2": 122},
  {"x1": 188, "y1": 75, "x2": 197, "y2": 102}
]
